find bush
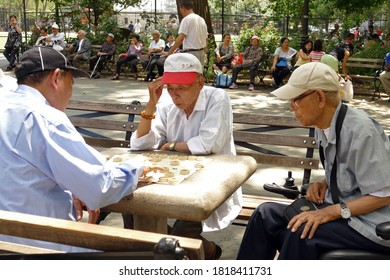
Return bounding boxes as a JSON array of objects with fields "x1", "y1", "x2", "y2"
[{"x1": 349, "y1": 43, "x2": 390, "y2": 76}]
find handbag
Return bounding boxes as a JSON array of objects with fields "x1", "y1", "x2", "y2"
[
  {"x1": 284, "y1": 198, "x2": 317, "y2": 221},
  {"x1": 276, "y1": 57, "x2": 288, "y2": 67},
  {"x1": 215, "y1": 73, "x2": 233, "y2": 88},
  {"x1": 339, "y1": 79, "x2": 354, "y2": 102}
]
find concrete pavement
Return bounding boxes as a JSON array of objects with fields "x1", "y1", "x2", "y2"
[{"x1": 2, "y1": 53, "x2": 390, "y2": 259}]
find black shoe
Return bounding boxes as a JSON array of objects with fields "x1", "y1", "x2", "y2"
[
  {"x1": 150, "y1": 73, "x2": 156, "y2": 80},
  {"x1": 143, "y1": 76, "x2": 150, "y2": 82},
  {"x1": 5, "y1": 66, "x2": 13, "y2": 72}
]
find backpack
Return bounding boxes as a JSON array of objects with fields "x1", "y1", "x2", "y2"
[{"x1": 215, "y1": 73, "x2": 233, "y2": 88}]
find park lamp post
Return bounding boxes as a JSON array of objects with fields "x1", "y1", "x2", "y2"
[
  {"x1": 22, "y1": 0, "x2": 28, "y2": 43},
  {"x1": 301, "y1": 0, "x2": 309, "y2": 45},
  {"x1": 221, "y1": 0, "x2": 225, "y2": 37}
]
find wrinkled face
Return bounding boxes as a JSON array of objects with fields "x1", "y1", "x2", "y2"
[
  {"x1": 106, "y1": 35, "x2": 113, "y2": 43},
  {"x1": 166, "y1": 75, "x2": 204, "y2": 112},
  {"x1": 152, "y1": 33, "x2": 160, "y2": 42},
  {"x1": 289, "y1": 90, "x2": 320, "y2": 126},
  {"x1": 52, "y1": 28, "x2": 59, "y2": 34}
]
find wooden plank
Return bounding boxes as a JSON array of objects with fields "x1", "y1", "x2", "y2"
[
  {"x1": 69, "y1": 117, "x2": 138, "y2": 132},
  {"x1": 237, "y1": 151, "x2": 319, "y2": 169},
  {"x1": 348, "y1": 58, "x2": 383, "y2": 63},
  {"x1": 233, "y1": 131, "x2": 317, "y2": 148},
  {"x1": 0, "y1": 241, "x2": 62, "y2": 255},
  {"x1": 233, "y1": 113, "x2": 307, "y2": 128},
  {"x1": 67, "y1": 100, "x2": 145, "y2": 115},
  {"x1": 83, "y1": 137, "x2": 130, "y2": 148},
  {"x1": 0, "y1": 210, "x2": 204, "y2": 260},
  {"x1": 346, "y1": 63, "x2": 382, "y2": 69}
]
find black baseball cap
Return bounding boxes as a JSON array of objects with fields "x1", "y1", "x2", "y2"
[{"x1": 15, "y1": 46, "x2": 89, "y2": 80}]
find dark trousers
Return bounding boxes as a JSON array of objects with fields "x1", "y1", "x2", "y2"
[
  {"x1": 89, "y1": 55, "x2": 108, "y2": 73},
  {"x1": 115, "y1": 54, "x2": 138, "y2": 75},
  {"x1": 142, "y1": 56, "x2": 159, "y2": 78},
  {"x1": 272, "y1": 66, "x2": 292, "y2": 87},
  {"x1": 237, "y1": 202, "x2": 390, "y2": 260},
  {"x1": 156, "y1": 57, "x2": 167, "y2": 76},
  {"x1": 232, "y1": 62, "x2": 258, "y2": 84},
  {"x1": 3, "y1": 47, "x2": 18, "y2": 68}
]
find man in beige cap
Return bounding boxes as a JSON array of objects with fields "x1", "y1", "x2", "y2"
[
  {"x1": 141, "y1": 30, "x2": 165, "y2": 82},
  {"x1": 237, "y1": 62, "x2": 390, "y2": 259},
  {"x1": 128, "y1": 53, "x2": 242, "y2": 259}
]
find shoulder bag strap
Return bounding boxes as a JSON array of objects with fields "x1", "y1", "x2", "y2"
[{"x1": 319, "y1": 103, "x2": 348, "y2": 204}]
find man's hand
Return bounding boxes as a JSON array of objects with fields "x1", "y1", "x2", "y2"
[
  {"x1": 147, "y1": 77, "x2": 164, "y2": 107},
  {"x1": 73, "y1": 196, "x2": 100, "y2": 224},
  {"x1": 305, "y1": 180, "x2": 327, "y2": 204},
  {"x1": 287, "y1": 205, "x2": 339, "y2": 239}
]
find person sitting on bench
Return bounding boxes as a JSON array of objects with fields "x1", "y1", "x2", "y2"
[
  {"x1": 142, "y1": 30, "x2": 165, "y2": 82},
  {"x1": 237, "y1": 62, "x2": 390, "y2": 260},
  {"x1": 89, "y1": 33, "x2": 116, "y2": 79}
]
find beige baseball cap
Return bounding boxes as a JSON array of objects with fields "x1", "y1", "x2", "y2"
[{"x1": 271, "y1": 62, "x2": 339, "y2": 100}]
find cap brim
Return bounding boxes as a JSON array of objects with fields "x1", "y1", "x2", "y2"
[
  {"x1": 161, "y1": 72, "x2": 198, "y2": 85},
  {"x1": 66, "y1": 66, "x2": 89, "y2": 78},
  {"x1": 271, "y1": 84, "x2": 307, "y2": 100}
]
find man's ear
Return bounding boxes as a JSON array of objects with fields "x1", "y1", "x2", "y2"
[
  {"x1": 49, "y1": 68, "x2": 62, "y2": 89},
  {"x1": 316, "y1": 90, "x2": 327, "y2": 108}
]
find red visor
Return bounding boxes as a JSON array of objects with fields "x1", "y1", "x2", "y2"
[{"x1": 161, "y1": 72, "x2": 198, "y2": 85}]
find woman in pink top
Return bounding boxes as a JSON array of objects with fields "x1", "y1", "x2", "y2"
[{"x1": 309, "y1": 39, "x2": 325, "y2": 62}]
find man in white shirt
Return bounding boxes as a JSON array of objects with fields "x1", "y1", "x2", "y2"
[
  {"x1": 141, "y1": 30, "x2": 165, "y2": 82},
  {"x1": 166, "y1": 0, "x2": 208, "y2": 68},
  {"x1": 47, "y1": 23, "x2": 65, "y2": 51},
  {"x1": 128, "y1": 53, "x2": 241, "y2": 259}
]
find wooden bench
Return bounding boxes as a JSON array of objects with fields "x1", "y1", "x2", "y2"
[
  {"x1": 233, "y1": 112, "x2": 320, "y2": 222},
  {"x1": 66, "y1": 99, "x2": 145, "y2": 148},
  {"x1": 0, "y1": 210, "x2": 204, "y2": 259},
  {"x1": 346, "y1": 57, "x2": 384, "y2": 100}
]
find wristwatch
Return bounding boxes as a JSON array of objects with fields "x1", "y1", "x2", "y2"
[
  {"x1": 169, "y1": 142, "x2": 176, "y2": 151},
  {"x1": 340, "y1": 202, "x2": 351, "y2": 219}
]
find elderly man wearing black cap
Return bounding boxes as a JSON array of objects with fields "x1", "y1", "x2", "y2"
[
  {"x1": 0, "y1": 46, "x2": 159, "y2": 252},
  {"x1": 237, "y1": 62, "x2": 390, "y2": 260},
  {"x1": 128, "y1": 52, "x2": 241, "y2": 259}
]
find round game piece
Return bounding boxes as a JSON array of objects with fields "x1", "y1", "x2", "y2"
[
  {"x1": 170, "y1": 160, "x2": 180, "y2": 166},
  {"x1": 179, "y1": 155, "x2": 188, "y2": 160},
  {"x1": 195, "y1": 163, "x2": 204, "y2": 168},
  {"x1": 180, "y1": 169, "x2": 190, "y2": 175},
  {"x1": 166, "y1": 172, "x2": 175, "y2": 178},
  {"x1": 111, "y1": 155, "x2": 123, "y2": 162},
  {"x1": 169, "y1": 155, "x2": 178, "y2": 159},
  {"x1": 159, "y1": 177, "x2": 169, "y2": 183},
  {"x1": 196, "y1": 156, "x2": 205, "y2": 161},
  {"x1": 168, "y1": 178, "x2": 179, "y2": 184},
  {"x1": 188, "y1": 155, "x2": 196, "y2": 160}
]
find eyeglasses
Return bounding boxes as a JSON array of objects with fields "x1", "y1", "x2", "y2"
[{"x1": 289, "y1": 90, "x2": 317, "y2": 111}]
